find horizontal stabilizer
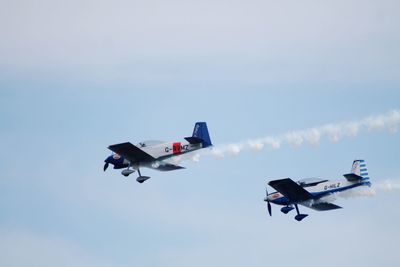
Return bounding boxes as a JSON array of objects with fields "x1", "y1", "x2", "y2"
[
  {"x1": 343, "y1": 173, "x2": 363, "y2": 182},
  {"x1": 184, "y1": 136, "x2": 203, "y2": 144}
]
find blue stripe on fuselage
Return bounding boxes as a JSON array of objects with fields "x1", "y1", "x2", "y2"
[
  {"x1": 311, "y1": 181, "x2": 371, "y2": 199},
  {"x1": 271, "y1": 195, "x2": 290, "y2": 205}
]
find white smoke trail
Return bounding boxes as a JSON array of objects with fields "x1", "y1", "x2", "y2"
[
  {"x1": 200, "y1": 110, "x2": 400, "y2": 159},
  {"x1": 374, "y1": 180, "x2": 400, "y2": 192},
  {"x1": 327, "y1": 180, "x2": 400, "y2": 200},
  {"x1": 335, "y1": 187, "x2": 376, "y2": 199}
]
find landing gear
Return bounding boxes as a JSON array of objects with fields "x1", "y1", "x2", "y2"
[
  {"x1": 121, "y1": 165, "x2": 151, "y2": 183},
  {"x1": 121, "y1": 165, "x2": 150, "y2": 183},
  {"x1": 136, "y1": 168, "x2": 150, "y2": 183},
  {"x1": 280, "y1": 205, "x2": 294, "y2": 214},
  {"x1": 294, "y1": 204, "x2": 308, "y2": 221},
  {"x1": 121, "y1": 168, "x2": 135, "y2": 177}
]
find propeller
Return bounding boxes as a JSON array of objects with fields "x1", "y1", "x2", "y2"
[
  {"x1": 103, "y1": 162, "x2": 109, "y2": 171},
  {"x1": 266, "y1": 188, "x2": 272, "y2": 216},
  {"x1": 267, "y1": 201, "x2": 272, "y2": 216}
]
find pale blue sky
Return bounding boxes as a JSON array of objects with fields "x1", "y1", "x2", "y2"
[{"x1": 1, "y1": 1, "x2": 400, "y2": 267}]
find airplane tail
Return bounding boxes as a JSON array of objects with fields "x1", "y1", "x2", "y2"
[
  {"x1": 185, "y1": 122, "x2": 213, "y2": 148},
  {"x1": 351, "y1": 159, "x2": 369, "y2": 180},
  {"x1": 343, "y1": 159, "x2": 370, "y2": 183}
]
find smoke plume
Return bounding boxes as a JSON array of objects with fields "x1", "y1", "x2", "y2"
[
  {"x1": 327, "y1": 180, "x2": 400, "y2": 200},
  {"x1": 200, "y1": 110, "x2": 400, "y2": 159}
]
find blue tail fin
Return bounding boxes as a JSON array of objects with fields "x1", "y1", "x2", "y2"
[
  {"x1": 344, "y1": 159, "x2": 370, "y2": 182},
  {"x1": 187, "y1": 122, "x2": 212, "y2": 148},
  {"x1": 351, "y1": 159, "x2": 369, "y2": 180}
]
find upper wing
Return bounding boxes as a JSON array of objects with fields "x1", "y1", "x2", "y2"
[
  {"x1": 108, "y1": 142, "x2": 155, "y2": 163},
  {"x1": 301, "y1": 202, "x2": 342, "y2": 211},
  {"x1": 149, "y1": 162, "x2": 185, "y2": 172},
  {"x1": 268, "y1": 178, "x2": 314, "y2": 202}
]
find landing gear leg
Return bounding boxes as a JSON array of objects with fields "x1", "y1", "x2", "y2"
[
  {"x1": 136, "y1": 167, "x2": 151, "y2": 183},
  {"x1": 294, "y1": 204, "x2": 308, "y2": 221},
  {"x1": 295, "y1": 204, "x2": 299, "y2": 214}
]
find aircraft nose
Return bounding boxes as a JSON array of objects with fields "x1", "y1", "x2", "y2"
[
  {"x1": 104, "y1": 155, "x2": 113, "y2": 163},
  {"x1": 265, "y1": 194, "x2": 273, "y2": 202}
]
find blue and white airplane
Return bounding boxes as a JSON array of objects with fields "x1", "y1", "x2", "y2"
[
  {"x1": 104, "y1": 122, "x2": 212, "y2": 183},
  {"x1": 264, "y1": 160, "x2": 371, "y2": 221}
]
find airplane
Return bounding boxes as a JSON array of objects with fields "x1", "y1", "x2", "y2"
[
  {"x1": 103, "y1": 122, "x2": 212, "y2": 183},
  {"x1": 264, "y1": 159, "x2": 371, "y2": 221}
]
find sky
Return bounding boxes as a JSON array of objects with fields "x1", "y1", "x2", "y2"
[{"x1": 1, "y1": 1, "x2": 400, "y2": 266}]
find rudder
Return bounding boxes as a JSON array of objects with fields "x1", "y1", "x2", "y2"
[
  {"x1": 351, "y1": 159, "x2": 369, "y2": 181},
  {"x1": 351, "y1": 159, "x2": 369, "y2": 180},
  {"x1": 192, "y1": 122, "x2": 212, "y2": 148}
]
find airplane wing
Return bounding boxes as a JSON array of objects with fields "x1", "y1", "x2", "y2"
[
  {"x1": 268, "y1": 178, "x2": 314, "y2": 202},
  {"x1": 149, "y1": 162, "x2": 185, "y2": 171},
  {"x1": 108, "y1": 142, "x2": 155, "y2": 163},
  {"x1": 301, "y1": 202, "x2": 342, "y2": 211}
]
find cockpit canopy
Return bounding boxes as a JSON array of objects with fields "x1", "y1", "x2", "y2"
[
  {"x1": 297, "y1": 177, "x2": 328, "y2": 187},
  {"x1": 137, "y1": 140, "x2": 164, "y2": 147}
]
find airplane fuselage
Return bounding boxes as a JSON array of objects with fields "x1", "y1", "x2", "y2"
[
  {"x1": 141, "y1": 141, "x2": 202, "y2": 160},
  {"x1": 267, "y1": 178, "x2": 371, "y2": 206},
  {"x1": 105, "y1": 140, "x2": 203, "y2": 170}
]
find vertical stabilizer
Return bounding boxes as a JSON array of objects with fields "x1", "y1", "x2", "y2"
[
  {"x1": 351, "y1": 159, "x2": 369, "y2": 180},
  {"x1": 344, "y1": 159, "x2": 371, "y2": 182},
  {"x1": 192, "y1": 122, "x2": 212, "y2": 148}
]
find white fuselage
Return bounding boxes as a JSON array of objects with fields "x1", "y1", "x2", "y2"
[{"x1": 139, "y1": 141, "x2": 202, "y2": 160}]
